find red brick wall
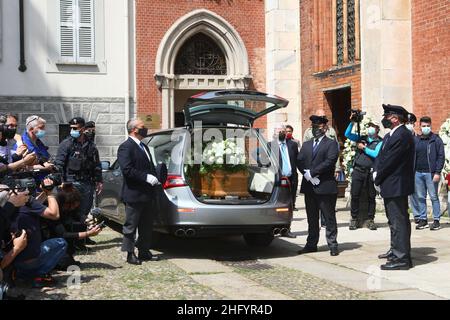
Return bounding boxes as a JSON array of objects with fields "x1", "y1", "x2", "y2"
[
  {"x1": 135, "y1": 0, "x2": 266, "y2": 128},
  {"x1": 300, "y1": 0, "x2": 361, "y2": 135},
  {"x1": 412, "y1": 0, "x2": 450, "y2": 127}
]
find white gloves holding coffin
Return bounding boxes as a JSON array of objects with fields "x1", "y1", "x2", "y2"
[
  {"x1": 304, "y1": 170, "x2": 320, "y2": 186},
  {"x1": 146, "y1": 174, "x2": 160, "y2": 186}
]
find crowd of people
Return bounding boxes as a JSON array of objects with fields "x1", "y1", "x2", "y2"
[
  {"x1": 0, "y1": 104, "x2": 449, "y2": 298},
  {"x1": 0, "y1": 114, "x2": 104, "y2": 298},
  {"x1": 274, "y1": 104, "x2": 448, "y2": 269}
]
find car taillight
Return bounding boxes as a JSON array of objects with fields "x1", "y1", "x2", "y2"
[
  {"x1": 280, "y1": 177, "x2": 291, "y2": 188},
  {"x1": 163, "y1": 175, "x2": 187, "y2": 189}
]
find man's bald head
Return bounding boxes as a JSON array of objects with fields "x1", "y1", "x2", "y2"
[{"x1": 315, "y1": 109, "x2": 326, "y2": 117}]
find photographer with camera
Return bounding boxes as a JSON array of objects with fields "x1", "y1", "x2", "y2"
[
  {"x1": 0, "y1": 186, "x2": 30, "y2": 299},
  {"x1": 345, "y1": 110, "x2": 383, "y2": 231},
  {"x1": 0, "y1": 116, "x2": 37, "y2": 174},
  {"x1": 55, "y1": 117, "x2": 103, "y2": 227},
  {"x1": 10, "y1": 178, "x2": 67, "y2": 288},
  {"x1": 41, "y1": 184, "x2": 103, "y2": 269}
]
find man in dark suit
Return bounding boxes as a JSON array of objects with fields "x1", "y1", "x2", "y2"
[
  {"x1": 297, "y1": 116, "x2": 340, "y2": 256},
  {"x1": 117, "y1": 119, "x2": 160, "y2": 265},
  {"x1": 268, "y1": 126, "x2": 299, "y2": 238},
  {"x1": 374, "y1": 104, "x2": 415, "y2": 270}
]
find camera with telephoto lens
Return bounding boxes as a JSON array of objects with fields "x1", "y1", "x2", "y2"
[
  {"x1": 0, "y1": 177, "x2": 36, "y2": 206},
  {"x1": 350, "y1": 109, "x2": 366, "y2": 123}
]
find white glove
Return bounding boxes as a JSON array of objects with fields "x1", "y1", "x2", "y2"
[
  {"x1": 304, "y1": 170, "x2": 312, "y2": 181},
  {"x1": 310, "y1": 177, "x2": 321, "y2": 186},
  {"x1": 374, "y1": 184, "x2": 381, "y2": 193},
  {"x1": 372, "y1": 171, "x2": 377, "y2": 181},
  {"x1": 146, "y1": 174, "x2": 160, "y2": 186}
]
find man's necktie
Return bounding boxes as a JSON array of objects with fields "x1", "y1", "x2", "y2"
[
  {"x1": 312, "y1": 139, "x2": 319, "y2": 157},
  {"x1": 382, "y1": 134, "x2": 390, "y2": 150},
  {"x1": 280, "y1": 142, "x2": 291, "y2": 177}
]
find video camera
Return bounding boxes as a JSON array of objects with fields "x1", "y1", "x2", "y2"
[
  {"x1": 0, "y1": 166, "x2": 66, "y2": 197},
  {"x1": 350, "y1": 109, "x2": 366, "y2": 123}
]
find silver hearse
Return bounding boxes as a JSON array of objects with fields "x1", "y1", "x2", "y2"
[{"x1": 98, "y1": 90, "x2": 293, "y2": 246}]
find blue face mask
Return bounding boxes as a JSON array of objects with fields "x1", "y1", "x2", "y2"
[
  {"x1": 35, "y1": 129, "x2": 46, "y2": 139},
  {"x1": 70, "y1": 129, "x2": 81, "y2": 139},
  {"x1": 367, "y1": 127, "x2": 376, "y2": 136},
  {"x1": 421, "y1": 127, "x2": 431, "y2": 136}
]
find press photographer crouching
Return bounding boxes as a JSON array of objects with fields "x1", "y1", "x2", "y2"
[
  {"x1": 0, "y1": 187, "x2": 29, "y2": 299},
  {"x1": 41, "y1": 183, "x2": 103, "y2": 269},
  {"x1": 345, "y1": 110, "x2": 383, "y2": 231},
  {"x1": 9, "y1": 178, "x2": 67, "y2": 288}
]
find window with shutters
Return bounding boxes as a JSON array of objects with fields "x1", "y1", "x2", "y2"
[{"x1": 59, "y1": 0, "x2": 95, "y2": 64}]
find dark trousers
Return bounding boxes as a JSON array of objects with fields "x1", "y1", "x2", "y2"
[
  {"x1": 121, "y1": 201, "x2": 155, "y2": 253},
  {"x1": 288, "y1": 175, "x2": 298, "y2": 209},
  {"x1": 350, "y1": 167, "x2": 376, "y2": 220},
  {"x1": 384, "y1": 196, "x2": 411, "y2": 260},
  {"x1": 304, "y1": 192, "x2": 338, "y2": 249},
  {"x1": 73, "y1": 181, "x2": 95, "y2": 222}
]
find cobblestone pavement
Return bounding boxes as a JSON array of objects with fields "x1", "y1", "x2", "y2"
[
  {"x1": 9, "y1": 227, "x2": 376, "y2": 300},
  {"x1": 223, "y1": 261, "x2": 374, "y2": 300}
]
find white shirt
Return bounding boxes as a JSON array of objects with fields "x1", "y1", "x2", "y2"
[
  {"x1": 129, "y1": 136, "x2": 152, "y2": 162},
  {"x1": 389, "y1": 124, "x2": 404, "y2": 136},
  {"x1": 129, "y1": 136, "x2": 157, "y2": 185},
  {"x1": 312, "y1": 134, "x2": 325, "y2": 148}
]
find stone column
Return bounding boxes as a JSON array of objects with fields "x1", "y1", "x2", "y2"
[
  {"x1": 265, "y1": 0, "x2": 302, "y2": 139},
  {"x1": 360, "y1": 0, "x2": 412, "y2": 129}
]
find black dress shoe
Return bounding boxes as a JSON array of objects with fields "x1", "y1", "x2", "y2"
[
  {"x1": 378, "y1": 249, "x2": 394, "y2": 259},
  {"x1": 138, "y1": 252, "x2": 160, "y2": 261},
  {"x1": 127, "y1": 252, "x2": 142, "y2": 265},
  {"x1": 297, "y1": 246, "x2": 318, "y2": 254},
  {"x1": 330, "y1": 247, "x2": 339, "y2": 256},
  {"x1": 380, "y1": 259, "x2": 412, "y2": 271}
]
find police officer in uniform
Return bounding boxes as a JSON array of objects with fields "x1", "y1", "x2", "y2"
[
  {"x1": 344, "y1": 117, "x2": 383, "y2": 230},
  {"x1": 55, "y1": 117, "x2": 103, "y2": 223},
  {"x1": 374, "y1": 105, "x2": 415, "y2": 270}
]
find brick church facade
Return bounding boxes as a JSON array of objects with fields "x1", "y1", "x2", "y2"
[{"x1": 135, "y1": 0, "x2": 448, "y2": 145}]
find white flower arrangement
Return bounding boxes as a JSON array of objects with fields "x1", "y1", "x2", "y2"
[
  {"x1": 439, "y1": 117, "x2": 450, "y2": 177},
  {"x1": 202, "y1": 139, "x2": 247, "y2": 165},
  {"x1": 342, "y1": 116, "x2": 374, "y2": 181}
]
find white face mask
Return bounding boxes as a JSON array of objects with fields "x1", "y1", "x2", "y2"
[{"x1": 406, "y1": 123, "x2": 414, "y2": 132}]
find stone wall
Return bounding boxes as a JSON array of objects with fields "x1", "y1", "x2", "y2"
[{"x1": 0, "y1": 96, "x2": 128, "y2": 163}]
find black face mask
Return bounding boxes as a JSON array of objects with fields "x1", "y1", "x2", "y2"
[
  {"x1": 5, "y1": 128, "x2": 16, "y2": 139},
  {"x1": 137, "y1": 127, "x2": 149, "y2": 138},
  {"x1": 85, "y1": 131, "x2": 95, "y2": 141},
  {"x1": 278, "y1": 132, "x2": 286, "y2": 141},
  {"x1": 0, "y1": 125, "x2": 16, "y2": 140},
  {"x1": 382, "y1": 117, "x2": 392, "y2": 129},
  {"x1": 312, "y1": 127, "x2": 325, "y2": 139}
]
